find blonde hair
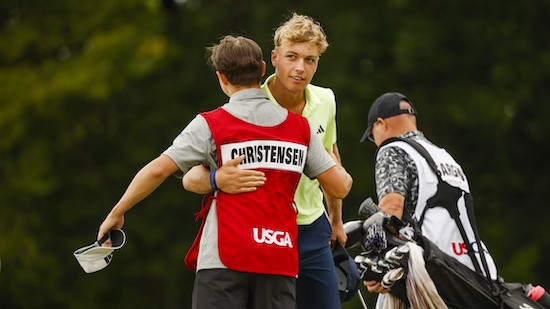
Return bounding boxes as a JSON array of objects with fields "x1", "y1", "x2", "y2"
[{"x1": 273, "y1": 13, "x2": 329, "y2": 54}]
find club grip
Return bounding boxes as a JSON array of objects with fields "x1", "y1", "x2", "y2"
[{"x1": 536, "y1": 290, "x2": 550, "y2": 308}]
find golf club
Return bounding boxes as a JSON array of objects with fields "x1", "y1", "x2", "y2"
[{"x1": 357, "y1": 288, "x2": 369, "y2": 309}]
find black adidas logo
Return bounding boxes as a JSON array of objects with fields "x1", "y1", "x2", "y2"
[{"x1": 316, "y1": 125, "x2": 325, "y2": 134}]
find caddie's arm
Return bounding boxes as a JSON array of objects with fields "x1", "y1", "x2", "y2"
[
  {"x1": 97, "y1": 154, "x2": 179, "y2": 241},
  {"x1": 182, "y1": 155, "x2": 266, "y2": 194},
  {"x1": 377, "y1": 192, "x2": 405, "y2": 220}
]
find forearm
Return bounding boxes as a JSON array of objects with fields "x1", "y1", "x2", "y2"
[
  {"x1": 98, "y1": 155, "x2": 178, "y2": 240},
  {"x1": 183, "y1": 165, "x2": 213, "y2": 194},
  {"x1": 325, "y1": 195, "x2": 343, "y2": 224},
  {"x1": 324, "y1": 184, "x2": 346, "y2": 247},
  {"x1": 377, "y1": 192, "x2": 405, "y2": 219},
  {"x1": 111, "y1": 155, "x2": 177, "y2": 215}
]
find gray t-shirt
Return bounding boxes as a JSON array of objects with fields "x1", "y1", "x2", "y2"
[{"x1": 162, "y1": 88, "x2": 335, "y2": 271}]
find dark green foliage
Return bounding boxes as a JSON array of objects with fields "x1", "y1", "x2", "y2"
[{"x1": 1, "y1": 1, "x2": 549, "y2": 308}]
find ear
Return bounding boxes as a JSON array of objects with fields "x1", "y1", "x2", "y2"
[
  {"x1": 270, "y1": 49, "x2": 277, "y2": 67},
  {"x1": 261, "y1": 61, "x2": 266, "y2": 77},
  {"x1": 216, "y1": 71, "x2": 228, "y2": 85},
  {"x1": 378, "y1": 117, "x2": 387, "y2": 131}
]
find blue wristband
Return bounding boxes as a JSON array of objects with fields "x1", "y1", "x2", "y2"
[{"x1": 209, "y1": 169, "x2": 219, "y2": 191}]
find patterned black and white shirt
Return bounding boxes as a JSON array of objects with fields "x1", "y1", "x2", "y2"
[{"x1": 374, "y1": 131, "x2": 435, "y2": 218}]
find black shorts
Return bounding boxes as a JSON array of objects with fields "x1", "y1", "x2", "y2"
[{"x1": 192, "y1": 268, "x2": 296, "y2": 309}]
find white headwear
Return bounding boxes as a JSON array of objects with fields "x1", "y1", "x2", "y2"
[{"x1": 74, "y1": 229, "x2": 126, "y2": 273}]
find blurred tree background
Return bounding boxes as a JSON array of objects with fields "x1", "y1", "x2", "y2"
[{"x1": 1, "y1": 0, "x2": 549, "y2": 308}]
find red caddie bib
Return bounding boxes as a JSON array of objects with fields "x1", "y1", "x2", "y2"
[{"x1": 202, "y1": 108, "x2": 310, "y2": 277}]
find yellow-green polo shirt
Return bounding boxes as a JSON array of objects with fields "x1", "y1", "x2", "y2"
[{"x1": 261, "y1": 74, "x2": 337, "y2": 225}]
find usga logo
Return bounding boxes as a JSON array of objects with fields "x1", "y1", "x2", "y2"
[
  {"x1": 451, "y1": 241, "x2": 489, "y2": 256},
  {"x1": 253, "y1": 227, "x2": 293, "y2": 248}
]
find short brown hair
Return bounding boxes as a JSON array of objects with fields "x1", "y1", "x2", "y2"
[
  {"x1": 273, "y1": 13, "x2": 329, "y2": 54},
  {"x1": 207, "y1": 35, "x2": 263, "y2": 86}
]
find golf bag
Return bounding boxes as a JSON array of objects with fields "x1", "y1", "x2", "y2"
[
  {"x1": 354, "y1": 137, "x2": 549, "y2": 309},
  {"x1": 418, "y1": 234, "x2": 545, "y2": 309}
]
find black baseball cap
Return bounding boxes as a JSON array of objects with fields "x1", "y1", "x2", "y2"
[{"x1": 360, "y1": 92, "x2": 416, "y2": 142}]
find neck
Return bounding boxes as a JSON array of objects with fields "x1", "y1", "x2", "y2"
[
  {"x1": 267, "y1": 79, "x2": 306, "y2": 115},
  {"x1": 226, "y1": 84, "x2": 260, "y2": 97}
]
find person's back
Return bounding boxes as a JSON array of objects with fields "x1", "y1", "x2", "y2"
[
  {"x1": 360, "y1": 92, "x2": 503, "y2": 308},
  {"x1": 184, "y1": 36, "x2": 307, "y2": 298},
  {"x1": 377, "y1": 134, "x2": 498, "y2": 279},
  {"x1": 200, "y1": 104, "x2": 310, "y2": 276}
]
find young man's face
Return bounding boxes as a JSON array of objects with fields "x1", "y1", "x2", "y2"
[{"x1": 271, "y1": 42, "x2": 320, "y2": 93}]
